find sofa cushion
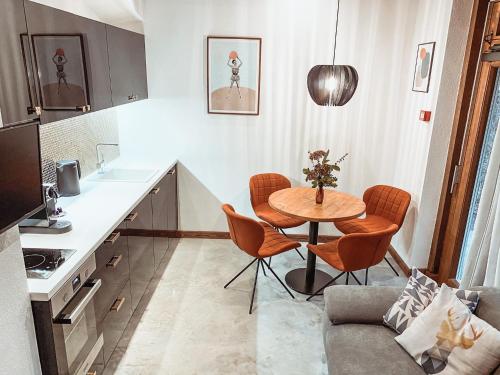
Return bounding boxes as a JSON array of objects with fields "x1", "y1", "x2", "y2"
[
  {"x1": 324, "y1": 323, "x2": 423, "y2": 375},
  {"x1": 325, "y1": 285, "x2": 403, "y2": 325},
  {"x1": 395, "y1": 285, "x2": 500, "y2": 375},
  {"x1": 471, "y1": 287, "x2": 500, "y2": 330}
]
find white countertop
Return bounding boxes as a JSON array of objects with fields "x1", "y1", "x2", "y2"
[{"x1": 21, "y1": 158, "x2": 177, "y2": 301}]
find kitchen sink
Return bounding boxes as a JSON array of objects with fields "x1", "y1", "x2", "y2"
[{"x1": 89, "y1": 168, "x2": 157, "y2": 183}]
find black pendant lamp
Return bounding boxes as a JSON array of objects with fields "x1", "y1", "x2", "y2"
[{"x1": 307, "y1": 0, "x2": 358, "y2": 106}]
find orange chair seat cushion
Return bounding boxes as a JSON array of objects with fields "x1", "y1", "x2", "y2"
[
  {"x1": 258, "y1": 223, "x2": 301, "y2": 258},
  {"x1": 254, "y1": 203, "x2": 306, "y2": 229},
  {"x1": 307, "y1": 240, "x2": 345, "y2": 271},
  {"x1": 335, "y1": 215, "x2": 394, "y2": 234}
]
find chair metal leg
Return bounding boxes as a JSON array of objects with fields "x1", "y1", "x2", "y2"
[
  {"x1": 224, "y1": 258, "x2": 257, "y2": 289},
  {"x1": 261, "y1": 259, "x2": 295, "y2": 299},
  {"x1": 261, "y1": 259, "x2": 267, "y2": 276},
  {"x1": 365, "y1": 268, "x2": 369, "y2": 285},
  {"x1": 269, "y1": 256, "x2": 272, "y2": 266},
  {"x1": 249, "y1": 260, "x2": 260, "y2": 314},
  {"x1": 384, "y1": 256, "x2": 400, "y2": 276},
  {"x1": 346, "y1": 273, "x2": 350, "y2": 285},
  {"x1": 306, "y1": 272, "x2": 345, "y2": 301},
  {"x1": 349, "y1": 272, "x2": 362, "y2": 285},
  {"x1": 278, "y1": 228, "x2": 305, "y2": 260}
]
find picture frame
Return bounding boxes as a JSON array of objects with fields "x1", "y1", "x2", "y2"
[
  {"x1": 207, "y1": 36, "x2": 262, "y2": 115},
  {"x1": 31, "y1": 34, "x2": 90, "y2": 111},
  {"x1": 412, "y1": 42, "x2": 435, "y2": 93}
]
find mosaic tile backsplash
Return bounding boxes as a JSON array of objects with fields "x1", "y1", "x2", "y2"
[{"x1": 39, "y1": 108, "x2": 120, "y2": 186}]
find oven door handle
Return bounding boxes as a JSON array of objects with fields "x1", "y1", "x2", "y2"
[{"x1": 55, "y1": 279, "x2": 102, "y2": 325}]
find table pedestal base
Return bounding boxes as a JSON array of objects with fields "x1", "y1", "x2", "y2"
[{"x1": 285, "y1": 268, "x2": 333, "y2": 295}]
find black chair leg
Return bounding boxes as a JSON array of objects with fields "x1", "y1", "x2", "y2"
[
  {"x1": 224, "y1": 258, "x2": 257, "y2": 289},
  {"x1": 269, "y1": 256, "x2": 272, "y2": 266},
  {"x1": 384, "y1": 256, "x2": 400, "y2": 276},
  {"x1": 262, "y1": 259, "x2": 295, "y2": 299},
  {"x1": 346, "y1": 273, "x2": 350, "y2": 285},
  {"x1": 249, "y1": 260, "x2": 260, "y2": 314},
  {"x1": 306, "y1": 272, "x2": 345, "y2": 301},
  {"x1": 278, "y1": 228, "x2": 305, "y2": 260},
  {"x1": 365, "y1": 268, "x2": 369, "y2": 285},
  {"x1": 350, "y1": 272, "x2": 362, "y2": 285},
  {"x1": 261, "y1": 259, "x2": 267, "y2": 276}
]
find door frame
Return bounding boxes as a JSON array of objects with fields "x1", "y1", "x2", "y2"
[{"x1": 427, "y1": 0, "x2": 495, "y2": 285}]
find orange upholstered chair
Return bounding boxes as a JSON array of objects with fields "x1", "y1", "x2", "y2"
[
  {"x1": 222, "y1": 204, "x2": 300, "y2": 313},
  {"x1": 334, "y1": 185, "x2": 411, "y2": 276},
  {"x1": 306, "y1": 224, "x2": 399, "y2": 300},
  {"x1": 249, "y1": 173, "x2": 306, "y2": 260}
]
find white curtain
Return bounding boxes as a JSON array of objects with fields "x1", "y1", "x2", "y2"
[{"x1": 461, "y1": 123, "x2": 500, "y2": 288}]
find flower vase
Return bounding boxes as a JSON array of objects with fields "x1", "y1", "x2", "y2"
[{"x1": 316, "y1": 185, "x2": 324, "y2": 204}]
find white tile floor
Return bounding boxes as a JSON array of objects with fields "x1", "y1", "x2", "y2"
[{"x1": 104, "y1": 239, "x2": 407, "y2": 375}]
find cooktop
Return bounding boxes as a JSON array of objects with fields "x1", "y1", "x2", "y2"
[{"x1": 22, "y1": 248, "x2": 76, "y2": 279}]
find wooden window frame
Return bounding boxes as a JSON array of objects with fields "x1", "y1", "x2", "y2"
[{"x1": 427, "y1": 0, "x2": 494, "y2": 285}]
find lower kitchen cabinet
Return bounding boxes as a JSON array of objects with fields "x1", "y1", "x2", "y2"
[
  {"x1": 90, "y1": 164, "x2": 178, "y2": 372},
  {"x1": 94, "y1": 224, "x2": 129, "y2": 323},
  {"x1": 127, "y1": 235, "x2": 155, "y2": 311},
  {"x1": 102, "y1": 280, "x2": 133, "y2": 363}
]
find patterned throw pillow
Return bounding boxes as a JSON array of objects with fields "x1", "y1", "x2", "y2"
[
  {"x1": 395, "y1": 285, "x2": 500, "y2": 375},
  {"x1": 383, "y1": 268, "x2": 481, "y2": 334},
  {"x1": 383, "y1": 268, "x2": 438, "y2": 333}
]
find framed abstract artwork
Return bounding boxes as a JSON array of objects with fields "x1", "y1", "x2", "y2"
[
  {"x1": 31, "y1": 34, "x2": 90, "y2": 111},
  {"x1": 412, "y1": 42, "x2": 435, "y2": 93},
  {"x1": 207, "y1": 36, "x2": 262, "y2": 115}
]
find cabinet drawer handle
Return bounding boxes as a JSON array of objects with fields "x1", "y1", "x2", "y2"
[
  {"x1": 76, "y1": 105, "x2": 88, "y2": 112},
  {"x1": 125, "y1": 212, "x2": 138, "y2": 222},
  {"x1": 128, "y1": 94, "x2": 138, "y2": 101},
  {"x1": 150, "y1": 187, "x2": 161, "y2": 195},
  {"x1": 110, "y1": 297, "x2": 125, "y2": 312},
  {"x1": 106, "y1": 254, "x2": 123, "y2": 268},
  {"x1": 104, "y1": 232, "x2": 120, "y2": 244},
  {"x1": 168, "y1": 169, "x2": 176, "y2": 176}
]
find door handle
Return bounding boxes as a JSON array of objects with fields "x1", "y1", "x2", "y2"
[
  {"x1": 56, "y1": 279, "x2": 102, "y2": 324},
  {"x1": 106, "y1": 254, "x2": 123, "y2": 268},
  {"x1": 168, "y1": 169, "x2": 176, "y2": 176},
  {"x1": 104, "y1": 232, "x2": 120, "y2": 245},
  {"x1": 125, "y1": 212, "x2": 138, "y2": 222},
  {"x1": 150, "y1": 187, "x2": 161, "y2": 195},
  {"x1": 110, "y1": 297, "x2": 126, "y2": 312}
]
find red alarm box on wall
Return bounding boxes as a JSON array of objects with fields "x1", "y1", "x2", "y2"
[{"x1": 419, "y1": 110, "x2": 431, "y2": 122}]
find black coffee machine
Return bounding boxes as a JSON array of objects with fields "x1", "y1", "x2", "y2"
[{"x1": 19, "y1": 183, "x2": 72, "y2": 234}]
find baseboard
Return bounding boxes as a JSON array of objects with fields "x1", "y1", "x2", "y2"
[{"x1": 124, "y1": 229, "x2": 414, "y2": 277}]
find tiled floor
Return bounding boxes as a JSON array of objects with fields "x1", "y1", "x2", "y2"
[{"x1": 104, "y1": 239, "x2": 407, "y2": 375}]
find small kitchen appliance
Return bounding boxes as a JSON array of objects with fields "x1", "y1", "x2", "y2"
[{"x1": 56, "y1": 159, "x2": 81, "y2": 196}]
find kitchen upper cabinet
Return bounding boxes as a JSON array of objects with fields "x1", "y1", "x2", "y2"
[
  {"x1": 0, "y1": 0, "x2": 39, "y2": 126},
  {"x1": 23, "y1": 0, "x2": 113, "y2": 123},
  {"x1": 106, "y1": 25, "x2": 148, "y2": 106}
]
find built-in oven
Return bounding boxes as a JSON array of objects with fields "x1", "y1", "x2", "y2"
[{"x1": 31, "y1": 254, "x2": 103, "y2": 375}]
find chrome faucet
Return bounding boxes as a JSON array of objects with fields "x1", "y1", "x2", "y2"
[{"x1": 96, "y1": 143, "x2": 119, "y2": 174}]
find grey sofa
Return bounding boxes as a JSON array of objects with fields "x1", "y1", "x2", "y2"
[{"x1": 323, "y1": 285, "x2": 500, "y2": 375}]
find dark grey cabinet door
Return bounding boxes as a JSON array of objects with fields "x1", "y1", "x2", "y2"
[
  {"x1": 151, "y1": 176, "x2": 169, "y2": 269},
  {"x1": 126, "y1": 195, "x2": 155, "y2": 312},
  {"x1": 102, "y1": 280, "x2": 133, "y2": 364},
  {"x1": 106, "y1": 25, "x2": 148, "y2": 106},
  {"x1": 24, "y1": 1, "x2": 112, "y2": 123},
  {"x1": 0, "y1": 0, "x2": 39, "y2": 126}
]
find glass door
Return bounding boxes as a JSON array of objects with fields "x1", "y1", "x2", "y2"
[{"x1": 457, "y1": 70, "x2": 500, "y2": 280}]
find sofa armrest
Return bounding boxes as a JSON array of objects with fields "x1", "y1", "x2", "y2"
[{"x1": 324, "y1": 285, "x2": 403, "y2": 325}]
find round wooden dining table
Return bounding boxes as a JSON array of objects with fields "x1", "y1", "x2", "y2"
[{"x1": 268, "y1": 187, "x2": 366, "y2": 295}]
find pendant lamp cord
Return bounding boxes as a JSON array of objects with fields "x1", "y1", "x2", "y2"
[{"x1": 332, "y1": 0, "x2": 340, "y2": 65}]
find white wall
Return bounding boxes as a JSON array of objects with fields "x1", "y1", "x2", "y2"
[{"x1": 118, "y1": 0, "x2": 471, "y2": 267}]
